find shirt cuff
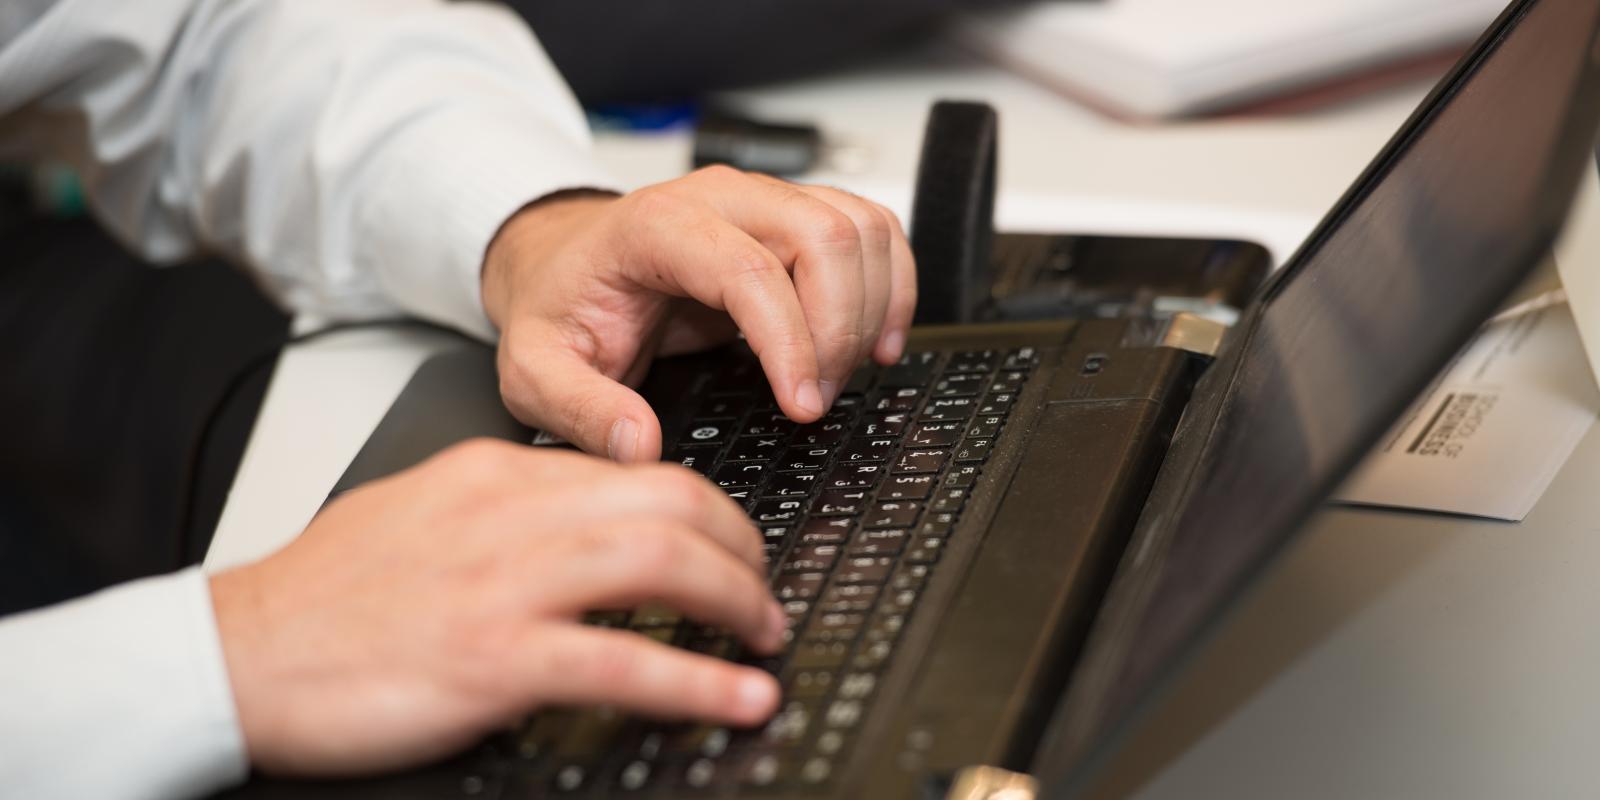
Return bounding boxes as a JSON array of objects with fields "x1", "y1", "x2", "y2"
[
  {"x1": 0, "y1": 568, "x2": 247, "y2": 799},
  {"x1": 357, "y1": 109, "x2": 621, "y2": 342}
]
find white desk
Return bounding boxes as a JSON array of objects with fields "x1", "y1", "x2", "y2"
[{"x1": 209, "y1": 45, "x2": 1595, "y2": 798}]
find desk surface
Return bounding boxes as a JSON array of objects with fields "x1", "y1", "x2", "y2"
[{"x1": 209, "y1": 46, "x2": 1597, "y2": 799}]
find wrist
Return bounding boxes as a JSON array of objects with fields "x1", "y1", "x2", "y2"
[{"x1": 482, "y1": 189, "x2": 618, "y2": 330}]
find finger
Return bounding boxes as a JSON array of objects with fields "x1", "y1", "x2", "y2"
[
  {"x1": 788, "y1": 184, "x2": 893, "y2": 375},
  {"x1": 523, "y1": 626, "x2": 781, "y2": 727},
  {"x1": 533, "y1": 518, "x2": 783, "y2": 653},
  {"x1": 613, "y1": 195, "x2": 826, "y2": 422},
  {"x1": 876, "y1": 210, "x2": 917, "y2": 364},
  {"x1": 688, "y1": 168, "x2": 868, "y2": 408},
  {"x1": 496, "y1": 326, "x2": 664, "y2": 463},
  {"x1": 551, "y1": 465, "x2": 763, "y2": 572}
]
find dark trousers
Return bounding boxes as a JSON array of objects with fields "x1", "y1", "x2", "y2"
[
  {"x1": 0, "y1": 220, "x2": 289, "y2": 616},
  {"x1": 510, "y1": 0, "x2": 1014, "y2": 103}
]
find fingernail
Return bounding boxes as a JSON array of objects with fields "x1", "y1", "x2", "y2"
[
  {"x1": 794, "y1": 380, "x2": 825, "y2": 418},
  {"x1": 738, "y1": 673, "x2": 780, "y2": 716},
  {"x1": 818, "y1": 379, "x2": 839, "y2": 409},
  {"x1": 883, "y1": 329, "x2": 906, "y2": 361},
  {"x1": 607, "y1": 418, "x2": 639, "y2": 462}
]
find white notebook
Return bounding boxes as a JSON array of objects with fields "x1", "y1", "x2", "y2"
[{"x1": 955, "y1": 0, "x2": 1508, "y2": 118}]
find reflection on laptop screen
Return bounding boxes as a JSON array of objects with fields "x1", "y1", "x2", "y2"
[{"x1": 1049, "y1": 0, "x2": 1600, "y2": 784}]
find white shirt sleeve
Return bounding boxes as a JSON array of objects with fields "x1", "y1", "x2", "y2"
[
  {"x1": 0, "y1": 1, "x2": 620, "y2": 796},
  {"x1": 0, "y1": 0, "x2": 618, "y2": 340},
  {"x1": 0, "y1": 569, "x2": 246, "y2": 800}
]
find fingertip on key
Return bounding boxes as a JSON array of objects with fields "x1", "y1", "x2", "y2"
[{"x1": 794, "y1": 379, "x2": 825, "y2": 418}]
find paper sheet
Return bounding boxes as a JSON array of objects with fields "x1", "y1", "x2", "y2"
[{"x1": 1337, "y1": 299, "x2": 1600, "y2": 520}]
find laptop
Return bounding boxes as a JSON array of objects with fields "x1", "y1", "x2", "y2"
[{"x1": 228, "y1": 0, "x2": 1600, "y2": 795}]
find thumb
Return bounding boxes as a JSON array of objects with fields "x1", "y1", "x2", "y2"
[{"x1": 497, "y1": 339, "x2": 663, "y2": 463}]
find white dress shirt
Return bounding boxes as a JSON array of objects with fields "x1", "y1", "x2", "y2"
[{"x1": 0, "y1": 1, "x2": 614, "y2": 797}]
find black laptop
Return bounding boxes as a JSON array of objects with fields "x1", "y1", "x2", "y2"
[{"x1": 230, "y1": 0, "x2": 1600, "y2": 796}]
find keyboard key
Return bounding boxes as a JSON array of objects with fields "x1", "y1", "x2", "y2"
[
  {"x1": 1002, "y1": 346, "x2": 1040, "y2": 370},
  {"x1": 991, "y1": 370, "x2": 1027, "y2": 393},
  {"x1": 966, "y1": 415, "x2": 1004, "y2": 439},
  {"x1": 778, "y1": 447, "x2": 831, "y2": 472},
  {"x1": 741, "y1": 412, "x2": 796, "y2": 438},
  {"x1": 891, "y1": 564, "x2": 931, "y2": 592},
  {"x1": 762, "y1": 701, "x2": 815, "y2": 746},
  {"x1": 954, "y1": 439, "x2": 993, "y2": 463},
  {"x1": 868, "y1": 388, "x2": 921, "y2": 413},
  {"x1": 838, "y1": 438, "x2": 895, "y2": 463},
  {"x1": 825, "y1": 462, "x2": 883, "y2": 490},
  {"x1": 726, "y1": 436, "x2": 785, "y2": 462},
  {"x1": 856, "y1": 412, "x2": 909, "y2": 438},
  {"x1": 864, "y1": 612, "x2": 907, "y2": 644},
  {"x1": 764, "y1": 472, "x2": 818, "y2": 497},
  {"x1": 853, "y1": 640, "x2": 893, "y2": 671},
  {"x1": 798, "y1": 516, "x2": 854, "y2": 544},
  {"x1": 682, "y1": 421, "x2": 730, "y2": 445},
  {"x1": 917, "y1": 512, "x2": 958, "y2": 538},
  {"x1": 712, "y1": 462, "x2": 766, "y2": 488},
  {"x1": 865, "y1": 501, "x2": 921, "y2": 529},
  {"x1": 775, "y1": 572, "x2": 826, "y2": 600},
  {"x1": 946, "y1": 350, "x2": 997, "y2": 373},
  {"x1": 893, "y1": 449, "x2": 949, "y2": 474},
  {"x1": 802, "y1": 612, "x2": 865, "y2": 644},
  {"x1": 976, "y1": 394, "x2": 1016, "y2": 416},
  {"x1": 908, "y1": 422, "x2": 962, "y2": 448},
  {"x1": 791, "y1": 640, "x2": 851, "y2": 670},
  {"x1": 834, "y1": 556, "x2": 895, "y2": 584},
  {"x1": 793, "y1": 420, "x2": 849, "y2": 447},
  {"x1": 848, "y1": 528, "x2": 907, "y2": 556},
  {"x1": 880, "y1": 474, "x2": 937, "y2": 501},
  {"x1": 836, "y1": 672, "x2": 878, "y2": 701},
  {"x1": 783, "y1": 545, "x2": 839, "y2": 574},
  {"x1": 879, "y1": 351, "x2": 939, "y2": 387},
  {"x1": 921, "y1": 397, "x2": 975, "y2": 421},
  {"x1": 752, "y1": 498, "x2": 805, "y2": 525},
  {"x1": 612, "y1": 759, "x2": 655, "y2": 792},
  {"x1": 824, "y1": 699, "x2": 865, "y2": 730},
  {"x1": 819, "y1": 584, "x2": 880, "y2": 614},
  {"x1": 905, "y1": 536, "x2": 944, "y2": 564},
  {"x1": 787, "y1": 669, "x2": 836, "y2": 700},
  {"x1": 696, "y1": 396, "x2": 749, "y2": 420},
  {"x1": 550, "y1": 762, "x2": 593, "y2": 793},
  {"x1": 930, "y1": 487, "x2": 970, "y2": 513},
  {"x1": 932, "y1": 373, "x2": 986, "y2": 397},
  {"x1": 665, "y1": 445, "x2": 718, "y2": 475},
  {"x1": 944, "y1": 465, "x2": 980, "y2": 489},
  {"x1": 812, "y1": 489, "x2": 870, "y2": 516}
]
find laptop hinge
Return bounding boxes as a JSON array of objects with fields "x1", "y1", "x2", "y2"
[
  {"x1": 946, "y1": 766, "x2": 1039, "y2": 800},
  {"x1": 1155, "y1": 311, "x2": 1228, "y2": 358}
]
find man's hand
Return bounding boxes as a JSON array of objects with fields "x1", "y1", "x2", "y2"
[
  {"x1": 209, "y1": 440, "x2": 785, "y2": 776},
  {"x1": 482, "y1": 166, "x2": 917, "y2": 462}
]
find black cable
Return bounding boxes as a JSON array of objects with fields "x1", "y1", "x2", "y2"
[{"x1": 178, "y1": 317, "x2": 474, "y2": 564}]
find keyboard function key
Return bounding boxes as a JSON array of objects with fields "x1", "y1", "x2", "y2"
[{"x1": 954, "y1": 439, "x2": 993, "y2": 463}]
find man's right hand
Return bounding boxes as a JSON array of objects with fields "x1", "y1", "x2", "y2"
[{"x1": 209, "y1": 439, "x2": 785, "y2": 776}]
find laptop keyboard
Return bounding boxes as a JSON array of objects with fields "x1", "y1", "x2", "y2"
[{"x1": 505, "y1": 346, "x2": 1040, "y2": 795}]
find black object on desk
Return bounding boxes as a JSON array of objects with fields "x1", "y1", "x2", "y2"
[{"x1": 907, "y1": 100, "x2": 1271, "y2": 327}]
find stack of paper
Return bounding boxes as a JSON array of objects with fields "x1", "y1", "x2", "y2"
[{"x1": 955, "y1": 0, "x2": 1507, "y2": 119}]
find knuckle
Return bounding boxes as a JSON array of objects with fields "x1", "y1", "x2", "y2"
[
  {"x1": 804, "y1": 207, "x2": 862, "y2": 253},
  {"x1": 649, "y1": 465, "x2": 716, "y2": 516},
  {"x1": 692, "y1": 163, "x2": 744, "y2": 184},
  {"x1": 854, "y1": 204, "x2": 892, "y2": 242},
  {"x1": 435, "y1": 438, "x2": 516, "y2": 482},
  {"x1": 622, "y1": 522, "x2": 687, "y2": 576},
  {"x1": 627, "y1": 185, "x2": 690, "y2": 222}
]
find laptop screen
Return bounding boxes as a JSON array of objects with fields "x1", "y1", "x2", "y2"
[{"x1": 1040, "y1": 0, "x2": 1600, "y2": 789}]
